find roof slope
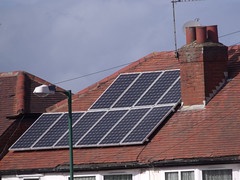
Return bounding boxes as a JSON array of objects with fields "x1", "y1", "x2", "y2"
[
  {"x1": 0, "y1": 46, "x2": 240, "y2": 174},
  {"x1": 139, "y1": 45, "x2": 240, "y2": 163},
  {"x1": 0, "y1": 71, "x2": 67, "y2": 159}
]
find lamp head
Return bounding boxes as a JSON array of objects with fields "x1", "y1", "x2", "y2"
[{"x1": 33, "y1": 85, "x2": 56, "y2": 97}]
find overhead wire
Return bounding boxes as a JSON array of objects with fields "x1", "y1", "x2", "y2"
[
  {"x1": 219, "y1": 30, "x2": 240, "y2": 46},
  {"x1": 54, "y1": 29, "x2": 240, "y2": 86},
  {"x1": 219, "y1": 30, "x2": 240, "y2": 38},
  {"x1": 54, "y1": 62, "x2": 132, "y2": 85}
]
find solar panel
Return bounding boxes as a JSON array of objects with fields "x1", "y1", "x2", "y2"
[
  {"x1": 112, "y1": 72, "x2": 162, "y2": 108},
  {"x1": 90, "y1": 73, "x2": 139, "y2": 109},
  {"x1": 135, "y1": 70, "x2": 180, "y2": 106},
  {"x1": 55, "y1": 111, "x2": 106, "y2": 147},
  {"x1": 122, "y1": 106, "x2": 173, "y2": 144},
  {"x1": 10, "y1": 69, "x2": 181, "y2": 151},
  {"x1": 158, "y1": 78, "x2": 181, "y2": 104},
  {"x1": 33, "y1": 112, "x2": 84, "y2": 149},
  {"x1": 77, "y1": 110, "x2": 127, "y2": 146},
  {"x1": 99, "y1": 108, "x2": 150, "y2": 145},
  {"x1": 10, "y1": 113, "x2": 62, "y2": 150}
]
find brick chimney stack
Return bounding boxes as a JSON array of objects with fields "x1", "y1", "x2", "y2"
[{"x1": 179, "y1": 25, "x2": 228, "y2": 108}]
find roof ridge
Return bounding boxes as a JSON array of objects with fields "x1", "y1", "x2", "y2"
[
  {"x1": 46, "y1": 51, "x2": 175, "y2": 112},
  {"x1": 75, "y1": 51, "x2": 174, "y2": 96}
]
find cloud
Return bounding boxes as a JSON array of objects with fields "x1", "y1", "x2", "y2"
[{"x1": 0, "y1": 0, "x2": 240, "y2": 92}]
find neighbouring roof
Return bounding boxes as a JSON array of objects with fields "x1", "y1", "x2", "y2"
[
  {"x1": 0, "y1": 71, "x2": 67, "y2": 159},
  {"x1": 0, "y1": 46, "x2": 240, "y2": 174}
]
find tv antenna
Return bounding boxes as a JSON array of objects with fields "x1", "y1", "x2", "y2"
[{"x1": 171, "y1": 0, "x2": 202, "y2": 58}]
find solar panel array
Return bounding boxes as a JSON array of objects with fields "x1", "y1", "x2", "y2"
[{"x1": 10, "y1": 70, "x2": 181, "y2": 151}]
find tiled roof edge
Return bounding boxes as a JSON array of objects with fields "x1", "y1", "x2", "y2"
[
  {"x1": 0, "y1": 155, "x2": 239, "y2": 175},
  {"x1": 151, "y1": 155, "x2": 240, "y2": 167}
]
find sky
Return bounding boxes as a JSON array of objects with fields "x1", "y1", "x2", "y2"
[{"x1": 0, "y1": 0, "x2": 240, "y2": 93}]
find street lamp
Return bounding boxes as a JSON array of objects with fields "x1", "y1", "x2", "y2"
[{"x1": 33, "y1": 85, "x2": 74, "y2": 180}]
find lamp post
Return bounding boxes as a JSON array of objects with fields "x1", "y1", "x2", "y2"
[{"x1": 33, "y1": 85, "x2": 74, "y2": 180}]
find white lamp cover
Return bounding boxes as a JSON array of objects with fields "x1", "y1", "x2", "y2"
[{"x1": 33, "y1": 85, "x2": 55, "y2": 97}]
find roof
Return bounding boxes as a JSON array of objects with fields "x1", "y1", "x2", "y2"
[
  {"x1": 0, "y1": 71, "x2": 67, "y2": 159},
  {"x1": 47, "y1": 51, "x2": 179, "y2": 112},
  {"x1": 0, "y1": 45, "x2": 240, "y2": 174}
]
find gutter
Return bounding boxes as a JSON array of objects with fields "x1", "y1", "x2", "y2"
[{"x1": 1, "y1": 155, "x2": 240, "y2": 176}]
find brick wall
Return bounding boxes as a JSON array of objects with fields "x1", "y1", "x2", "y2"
[{"x1": 179, "y1": 25, "x2": 228, "y2": 106}]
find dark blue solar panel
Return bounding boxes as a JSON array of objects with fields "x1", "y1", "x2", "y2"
[
  {"x1": 158, "y1": 79, "x2": 181, "y2": 104},
  {"x1": 55, "y1": 111, "x2": 106, "y2": 147},
  {"x1": 122, "y1": 106, "x2": 173, "y2": 143},
  {"x1": 10, "y1": 113, "x2": 62, "y2": 150},
  {"x1": 90, "y1": 74, "x2": 139, "y2": 109},
  {"x1": 135, "y1": 70, "x2": 180, "y2": 106},
  {"x1": 113, "y1": 72, "x2": 162, "y2": 108},
  {"x1": 33, "y1": 112, "x2": 83, "y2": 148},
  {"x1": 77, "y1": 110, "x2": 127, "y2": 146},
  {"x1": 99, "y1": 108, "x2": 150, "y2": 145}
]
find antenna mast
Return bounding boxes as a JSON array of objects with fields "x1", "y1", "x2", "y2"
[
  {"x1": 171, "y1": 0, "x2": 202, "y2": 58},
  {"x1": 172, "y1": 0, "x2": 178, "y2": 58}
]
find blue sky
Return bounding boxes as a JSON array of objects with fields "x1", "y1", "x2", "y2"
[{"x1": 0, "y1": 0, "x2": 239, "y2": 92}]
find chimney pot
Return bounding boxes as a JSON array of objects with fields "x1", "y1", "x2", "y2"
[
  {"x1": 207, "y1": 25, "x2": 219, "y2": 43},
  {"x1": 186, "y1": 27, "x2": 196, "y2": 44},
  {"x1": 196, "y1": 26, "x2": 207, "y2": 43}
]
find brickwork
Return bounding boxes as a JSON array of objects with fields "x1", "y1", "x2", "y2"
[{"x1": 179, "y1": 25, "x2": 228, "y2": 106}]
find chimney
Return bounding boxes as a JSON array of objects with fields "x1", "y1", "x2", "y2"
[{"x1": 179, "y1": 25, "x2": 228, "y2": 108}]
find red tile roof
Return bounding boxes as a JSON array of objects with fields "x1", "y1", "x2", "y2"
[
  {"x1": 0, "y1": 71, "x2": 67, "y2": 159},
  {"x1": 1, "y1": 46, "x2": 240, "y2": 174}
]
